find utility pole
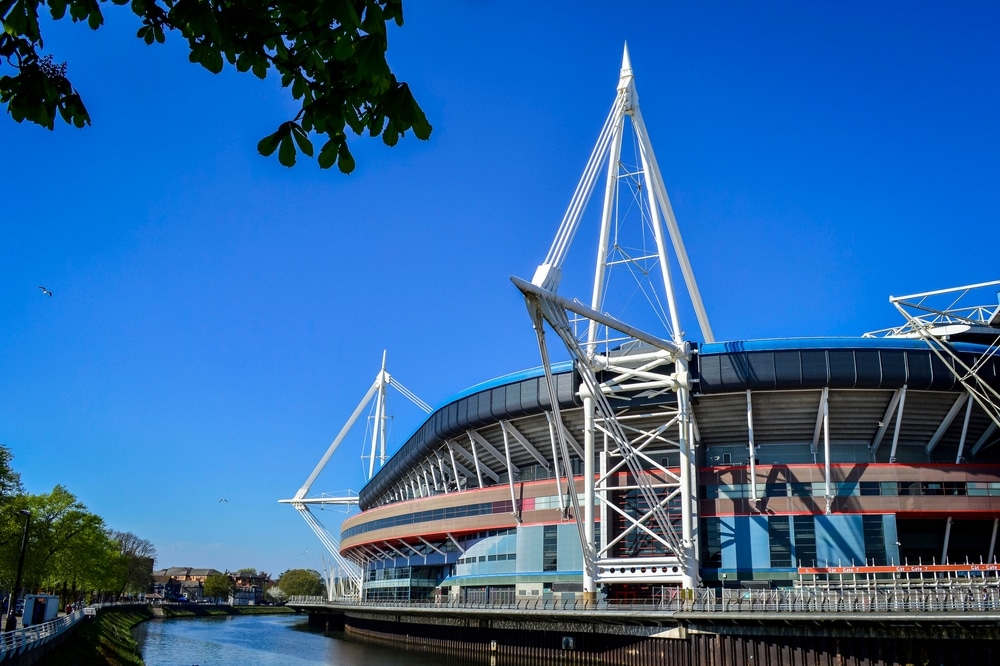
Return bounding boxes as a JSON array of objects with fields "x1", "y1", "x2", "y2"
[{"x1": 5, "y1": 510, "x2": 30, "y2": 633}]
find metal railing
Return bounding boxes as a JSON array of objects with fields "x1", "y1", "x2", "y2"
[
  {"x1": 288, "y1": 584, "x2": 1000, "y2": 614},
  {"x1": 0, "y1": 607, "x2": 85, "y2": 659}
]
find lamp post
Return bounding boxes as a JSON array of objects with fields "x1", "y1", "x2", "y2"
[{"x1": 5, "y1": 510, "x2": 30, "y2": 633}]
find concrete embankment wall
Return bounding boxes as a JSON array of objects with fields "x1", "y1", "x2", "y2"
[{"x1": 333, "y1": 610, "x2": 1000, "y2": 666}]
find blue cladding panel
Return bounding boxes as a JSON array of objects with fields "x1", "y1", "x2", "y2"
[
  {"x1": 359, "y1": 367, "x2": 580, "y2": 509},
  {"x1": 516, "y1": 526, "x2": 543, "y2": 573},
  {"x1": 719, "y1": 516, "x2": 741, "y2": 570},
  {"x1": 774, "y1": 351, "x2": 802, "y2": 388},
  {"x1": 828, "y1": 351, "x2": 856, "y2": 387},
  {"x1": 907, "y1": 352, "x2": 933, "y2": 389},
  {"x1": 800, "y1": 350, "x2": 828, "y2": 384},
  {"x1": 469, "y1": 391, "x2": 493, "y2": 423},
  {"x1": 750, "y1": 516, "x2": 771, "y2": 568},
  {"x1": 881, "y1": 351, "x2": 906, "y2": 385},
  {"x1": 506, "y1": 383, "x2": 524, "y2": 417},
  {"x1": 883, "y1": 514, "x2": 900, "y2": 564},
  {"x1": 855, "y1": 351, "x2": 881, "y2": 388},
  {"x1": 456, "y1": 396, "x2": 470, "y2": 429},
  {"x1": 719, "y1": 516, "x2": 769, "y2": 571},
  {"x1": 748, "y1": 352, "x2": 776, "y2": 388},
  {"x1": 520, "y1": 379, "x2": 539, "y2": 413},
  {"x1": 490, "y1": 387, "x2": 508, "y2": 421},
  {"x1": 721, "y1": 354, "x2": 748, "y2": 385},
  {"x1": 557, "y1": 372, "x2": 577, "y2": 404},
  {"x1": 445, "y1": 402, "x2": 459, "y2": 433},
  {"x1": 698, "y1": 354, "x2": 721, "y2": 391},
  {"x1": 697, "y1": 339, "x2": 998, "y2": 395},
  {"x1": 815, "y1": 515, "x2": 865, "y2": 567},
  {"x1": 930, "y1": 355, "x2": 956, "y2": 390},
  {"x1": 557, "y1": 523, "x2": 583, "y2": 572}
]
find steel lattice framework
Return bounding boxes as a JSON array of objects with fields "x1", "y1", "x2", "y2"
[
  {"x1": 864, "y1": 280, "x2": 1000, "y2": 439},
  {"x1": 512, "y1": 45, "x2": 713, "y2": 593},
  {"x1": 280, "y1": 352, "x2": 431, "y2": 600}
]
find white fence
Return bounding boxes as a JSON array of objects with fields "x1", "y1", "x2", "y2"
[
  {"x1": 0, "y1": 607, "x2": 85, "y2": 662},
  {"x1": 288, "y1": 583, "x2": 1000, "y2": 614}
]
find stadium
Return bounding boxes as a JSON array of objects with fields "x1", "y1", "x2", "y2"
[{"x1": 285, "y1": 49, "x2": 1000, "y2": 605}]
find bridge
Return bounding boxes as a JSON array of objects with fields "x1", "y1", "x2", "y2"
[{"x1": 288, "y1": 583, "x2": 1000, "y2": 666}]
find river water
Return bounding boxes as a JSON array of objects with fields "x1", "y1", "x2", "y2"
[{"x1": 134, "y1": 613, "x2": 453, "y2": 666}]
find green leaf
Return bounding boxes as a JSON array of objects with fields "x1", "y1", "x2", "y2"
[
  {"x1": 337, "y1": 142, "x2": 355, "y2": 174},
  {"x1": 291, "y1": 75, "x2": 307, "y2": 100},
  {"x1": 278, "y1": 133, "x2": 296, "y2": 167},
  {"x1": 317, "y1": 139, "x2": 338, "y2": 169},
  {"x1": 410, "y1": 110, "x2": 432, "y2": 141},
  {"x1": 291, "y1": 126, "x2": 313, "y2": 157},
  {"x1": 6, "y1": 1, "x2": 28, "y2": 37},
  {"x1": 203, "y1": 47, "x2": 224, "y2": 74},
  {"x1": 87, "y1": 7, "x2": 105, "y2": 30},
  {"x1": 48, "y1": 0, "x2": 68, "y2": 20},
  {"x1": 257, "y1": 129, "x2": 282, "y2": 157},
  {"x1": 251, "y1": 60, "x2": 268, "y2": 80},
  {"x1": 137, "y1": 25, "x2": 154, "y2": 45},
  {"x1": 333, "y1": 34, "x2": 354, "y2": 61}
]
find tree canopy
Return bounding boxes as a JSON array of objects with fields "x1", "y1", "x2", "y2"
[
  {"x1": 276, "y1": 568, "x2": 324, "y2": 597},
  {"x1": 0, "y1": 0, "x2": 431, "y2": 172},
  {"x1": 0, "y1": 445, "x2": 156, "y2": 603},
  {"x1": 203, "y1": 573, "x2": 234, "y2": 601}
]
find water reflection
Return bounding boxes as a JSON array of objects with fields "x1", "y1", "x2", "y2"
[{"x1": 135, "y1": 614, "x2": 451, "y2": 666}]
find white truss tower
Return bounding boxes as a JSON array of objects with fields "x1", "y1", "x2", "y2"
[
  {"x1": 513, "y1": 46, "x2": 713, "y2": 594},
  {"x1": 865, "y1": 280, "x2": 1000, "y2": 434},
  {"x1": 279, "y1": 352, "x2": 431, "y2": 600}
]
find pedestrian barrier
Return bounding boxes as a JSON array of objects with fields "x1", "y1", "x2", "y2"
[
  {"x1": 0, "y1": 607, "x2": 84, "y2": 662},
  {"x1": 288, "y1": 583, "x2": 1000, "y2": 615}
]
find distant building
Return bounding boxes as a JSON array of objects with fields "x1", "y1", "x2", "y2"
[
  {"x1": 231, "y1": 569, "x2": 271, "y2": 605},
  {"x1": 151, "y1": 567, "x2": 224, "y2": 602}
]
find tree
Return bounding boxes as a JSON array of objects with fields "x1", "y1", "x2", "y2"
[
  {"x1": 203, "y1": 573, "x2": 234, "y2": 602},
  {"x1": 107, "y1": 530, "x2": 156, "y2": 597},
  {"x1": 0, "y1": 446, "x2": 23, "y2": 502},
  {"x1": 264, "y1": 584, "x2": 287, "y2": 604},
  {"x1": 0, "y1": 0, "x2": 431, "y2": 172},
  {"x1": 21, "y1": 485, "x2": 107, "y2": 592},
  {"x1": 276, "y1": 568, "x2": 324, "y2": 597}
]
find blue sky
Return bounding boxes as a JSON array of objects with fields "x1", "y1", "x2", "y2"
[{"x1": 2, "y1": 2, "x2": 998, "y2": 577}]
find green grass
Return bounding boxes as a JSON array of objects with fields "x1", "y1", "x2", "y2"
[
  {"x1": 159, "y1": 603, "x2": 294, "y2": 618},
  {"x1": 37, "y1": 606, "x2": 153, "y2": 666}
]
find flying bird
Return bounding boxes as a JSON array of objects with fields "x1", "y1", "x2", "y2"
[
  {"x1": 218, "y1": 498, "x2": 228, "y2": 503},
  {"x1": 38, "y1": 286, "x2": 52, "y2": 297}
]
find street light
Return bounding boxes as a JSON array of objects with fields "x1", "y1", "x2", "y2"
[{"x1": 4, "y1": 510, "x2": 30, "y2": 633}]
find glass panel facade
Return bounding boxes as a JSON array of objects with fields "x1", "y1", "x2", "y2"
[
  {"x1": 863, "y1": 515, "x2": 887, "y2": 566},
  {"x1": 542, "y1": 525, "x2": 558, "y2": 572},
  {"x1": 793, "y1": 515, "x2": 816, "y2": 568},
  {"x1": 769, "y1": 516, "x2": 792, "y2": 567}
]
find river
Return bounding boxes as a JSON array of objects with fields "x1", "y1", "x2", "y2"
[{"x1": 134, "y1": 613, "x2": 456, "y2": 666}]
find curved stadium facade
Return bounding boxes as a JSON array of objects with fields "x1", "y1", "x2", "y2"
[
  {"x1": 341, "y1": 334, "x2": 1000, "y2": 602},
  {"x1": 307, "y1": 51, "x2": 1000, "y2": 605}
]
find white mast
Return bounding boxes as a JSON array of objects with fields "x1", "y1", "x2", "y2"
[
  {"x1": 514, "y1": 45, "x2": 709, "y2": 592},
  {"x1": 280, "y1": 354, "x2": 431, "y2": 600}
]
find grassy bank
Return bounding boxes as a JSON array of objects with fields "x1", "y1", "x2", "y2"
[
  {"x1": 159, "y1": 603, "x2": 294, "y2": 618},
  {"x1": 37, "y1": 606, "x2": 153, "y2": 666},
  {"x1": 36, "y1": 604, "x2": 293, "y2": 665}
]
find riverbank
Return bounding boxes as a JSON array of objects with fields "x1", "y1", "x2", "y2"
[
  {"x1": 36, "y1": 604, "x2": 293, "y2": 665},
  {"x1": 156, "y1": 603, "x2": 294, "y2": 619}
]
